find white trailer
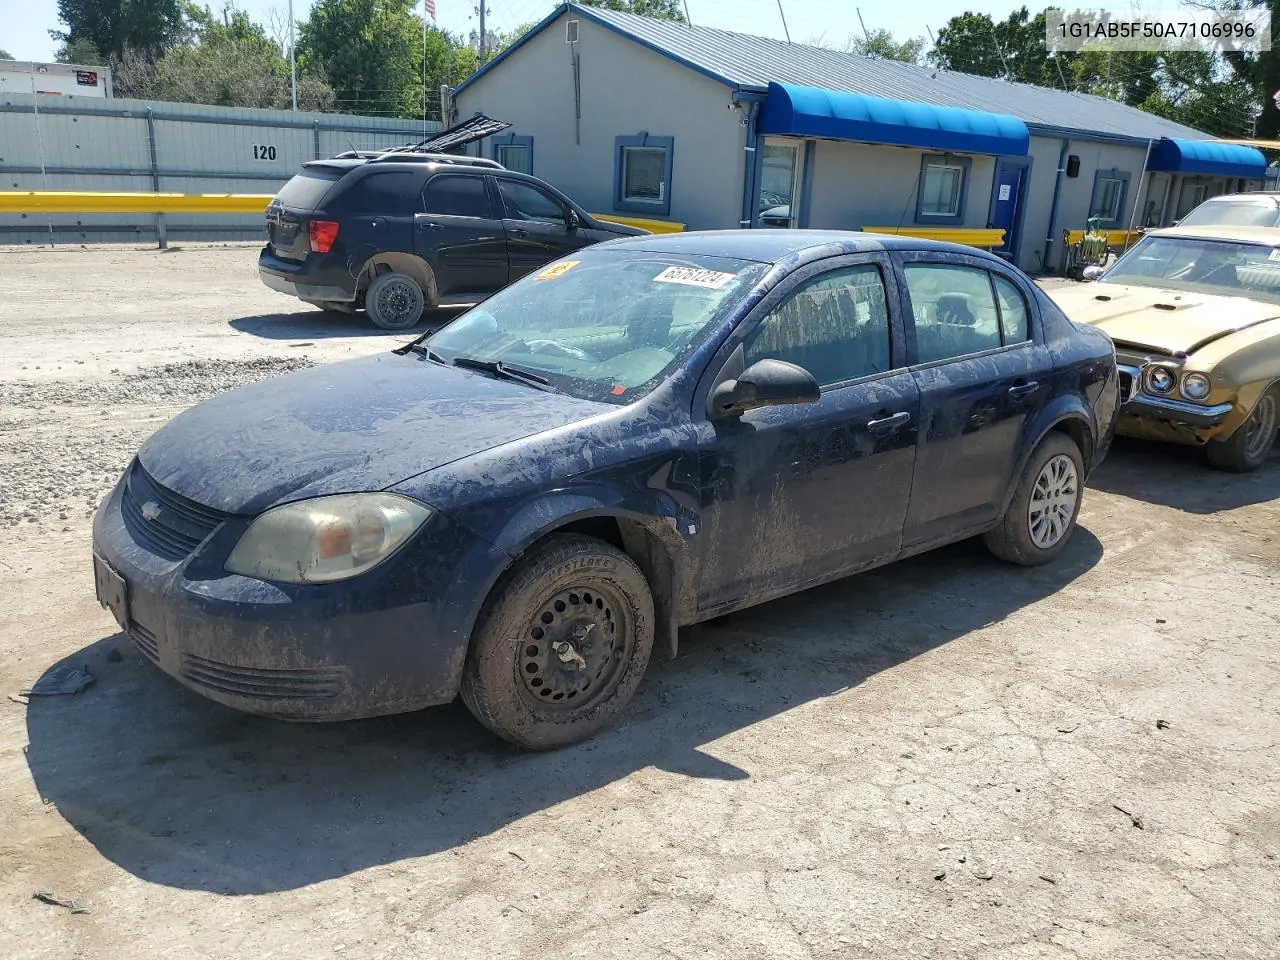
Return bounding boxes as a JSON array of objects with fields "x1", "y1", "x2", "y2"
[{"x1": 0, "y1": 61, "x2": 113, "y2": 98}]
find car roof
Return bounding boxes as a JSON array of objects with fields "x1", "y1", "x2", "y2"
[
  {"x1": 1145, "y1": 224, "x2": 1280, "y2": 245},
  {"x1": 595, "y1": 229, "x2": 1006, "y2": 264},
  {"x1": 1192, "y1": 192, "x2": 1280, "y2": 204}
]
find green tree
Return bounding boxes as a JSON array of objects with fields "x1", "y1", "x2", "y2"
[
  {"x1": 56, "y1": 37, "x2": 105, "y2": 63},
  {"x1": 849, "y1": 28, "x2": 926, "y2": 64},
  {"x1": 51, "y1": 0, "x2": 186, "y2": 61},
  {"x1": 931, "y1": 7, "x2": 1075, "y2": 87},
  {"x1": 0, "y1": 49, "x2": 13, "y2": 59},
  {"x1": 1201, "y1": 0, "x2": 1279, "y2": 137},
  {"x1": 577, "y1": 0, "x2": 686, "y2": 22},
  {"x1": 299, "y1": 0, "x2": 424, "y2": 117}
]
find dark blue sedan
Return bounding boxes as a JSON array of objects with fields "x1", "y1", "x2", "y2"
[{"x1": 92, "y1": 231, "x2": 1119, "y2": 749}]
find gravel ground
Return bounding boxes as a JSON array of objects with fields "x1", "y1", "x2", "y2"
[{"x1": 0, "y1": 245, "x2": 1278, "y2": 960}]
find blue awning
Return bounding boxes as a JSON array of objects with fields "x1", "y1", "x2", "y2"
[
  {"x1": 758, "y1": 81, "x2": 1030, "y2": 157},
  {"x1": 1148, "y1": 138, "x2": 1267, "y2": 178}
]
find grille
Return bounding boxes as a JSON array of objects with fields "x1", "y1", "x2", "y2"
[
  {"x1": 178, "y1": 653, "x2": 344, "y2": 702},
  {"x1": 121, "y1": 461, "x2": 230, "y2": 561},
  {"x1": 130, "y1": 624, "x2": 160, "y2": 664},
  {"x1": 1116, "y1": 364, "x2": 1142, "y2": 404}
]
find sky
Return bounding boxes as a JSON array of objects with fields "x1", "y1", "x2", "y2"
[{"x1": 0, "y1": 0, "x2": 1207, "y2": 63}]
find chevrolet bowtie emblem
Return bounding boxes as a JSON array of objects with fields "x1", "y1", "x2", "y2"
[{"x1": 140, "y1": 501, "x2": 162, "y2": 522}]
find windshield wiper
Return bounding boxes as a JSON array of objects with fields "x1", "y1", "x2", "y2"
[{"x1": 451, "y1": 355, "x2": 555, "y2": 391}]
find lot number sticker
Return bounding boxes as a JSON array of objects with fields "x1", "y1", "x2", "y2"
[
  {"x1": 652, "y1": 265, "x2": 736, "y2": 289},
  {"x1": 1269, "y1": 248, "x2": 1280, "y2": 262},
  {"x1": 535, "y1": 260, "x2": 580, "y2": 281}
]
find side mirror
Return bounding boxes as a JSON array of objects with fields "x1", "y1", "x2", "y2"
[
  {"x1": 710, "y1": 359, "x2": 820, "y2": 417},
  {"x1": 566, "y1": 209, "x2": 580, "y2": 230}
]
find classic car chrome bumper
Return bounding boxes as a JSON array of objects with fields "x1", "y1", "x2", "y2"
[{"x1": 1124, "y1": 394, "x2": 1234, "y2": 428}]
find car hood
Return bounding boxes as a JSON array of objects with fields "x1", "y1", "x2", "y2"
[
  {"x1": 136, "y1": 353, "x2": 608, "y2": 516},
  {"x1": 1046, "y1": 281, "x2": 1280, "y2": 355}
]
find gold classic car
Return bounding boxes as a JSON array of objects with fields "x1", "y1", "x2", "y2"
[{"x1": 1046, "y1": 225, "x2": 1280, "y2": 472}]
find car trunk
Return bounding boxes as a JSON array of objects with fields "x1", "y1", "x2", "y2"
[{"x1": 266, "y1": 167, "x2": 345, "y2": 261}]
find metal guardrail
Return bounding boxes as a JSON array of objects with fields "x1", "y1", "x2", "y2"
[
  {"x1": 0, "y1": 192, "x2": 688, "y2": 234},
  {"x1": 862, "y1": 226, "x2": 1006, "y2": 249}
]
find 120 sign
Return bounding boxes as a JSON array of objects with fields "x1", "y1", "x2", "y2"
[{"x1": 253, "y1": 145, "x2": 278, "y2": 161}]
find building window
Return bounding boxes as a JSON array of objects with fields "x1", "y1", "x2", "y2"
[
  {"x1": 1089, "y1": 168, "x2": 1131, "y2": 225},
  {"x1": 916, "y1": 154, "x2": 971, "y2": 222},
  {"x1": 1175, "y1": 180, "x2": 1208, "y2": 221},
  {"x1": 759, "y1": 141, "x2": 801, "y2": 227},
  {"x1": 614, "y1": 133, "x2": 674, "y2": 216},
  {"x1": 491, "y1": 133, "x2": 533, "y2": 174}
]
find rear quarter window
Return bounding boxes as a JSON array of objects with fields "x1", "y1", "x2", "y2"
[{"x1": 274, "y1": 169, "x2": 343, "y2": 209}]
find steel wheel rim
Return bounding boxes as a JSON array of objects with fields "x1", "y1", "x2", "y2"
[
  {"x1": 375, "y1": 280, "x2": 420, "y2": 326},
  {"x1": 516, "y1": 583, "x2": 633, "y2": 712},
  {"x1": 1027, "y1": 454, "x2": 1079, "y2": 550},
  {"x1": 1243, "y1": 393, "x2": 1278, "y2": 461}
]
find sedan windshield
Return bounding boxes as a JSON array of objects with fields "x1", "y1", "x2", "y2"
[
  {"x1": 1100, "y1": 235, "x2": 1280, "y2": 304},
  {"x1": 426, "y1": 249, "x2": 769, "y2": 404}
]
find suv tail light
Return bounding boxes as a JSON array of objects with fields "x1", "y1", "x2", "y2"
[{"x1": 309, "y1": 219, "x2": 339, "y2": 254}]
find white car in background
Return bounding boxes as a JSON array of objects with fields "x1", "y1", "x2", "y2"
[{"x1": 1177, "y1": 192, "x2": 1280, "y2": 229}]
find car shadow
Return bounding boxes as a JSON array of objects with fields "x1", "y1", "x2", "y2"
[
  {"x1": 1087, "y1": 435, "x2": 1280, "y2": 514},
  {"x1": 24, "y1": 529, "x2": 1102, "y2": 895},
  {"x1": 230, "y1": 307, "x2": 468, "y2": 341}
]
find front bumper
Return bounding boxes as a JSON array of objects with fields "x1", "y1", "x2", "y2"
[
  {"x1": 1123, "y1": 394, "x2": 1234, "y2": 429},
  {"x1": 91, "y1": 470, "x2": 493, "y2": 721}
]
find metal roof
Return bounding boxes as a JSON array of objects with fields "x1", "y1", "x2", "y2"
[{"x1": 553, "y1": 4, "x2": 1214, "y2": 144}]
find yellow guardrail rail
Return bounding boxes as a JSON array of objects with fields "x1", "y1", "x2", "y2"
[
  {"x1": 863, "y1": 226, "x2": 1006, "y2": 249},
  {"x1": 0, "y1": 192, "x2": 689, "y2": 235},
  {"x1": 592, "y1": 213, "x2": 685, "y2": 233},
  {"x1": 0, "y1": 191, "x2": 275, "y2": 214},
  {"x1": 1064, "y1": 228, "x2": 1142, "y2": 248}
]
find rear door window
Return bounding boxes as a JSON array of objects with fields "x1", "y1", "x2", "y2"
[
  {"x1": 330, "y1": 171, "x2": 412, "y2": 213},
  {"x1": 422, "y1": 175, "x2": 492, "y2": 218},
  {"x1": 275, "y1": 169, "x2": 343, "y2": 209}
]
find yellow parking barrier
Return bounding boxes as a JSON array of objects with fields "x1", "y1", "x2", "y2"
[
  {"x1": 592, "y1": 213, "x2": 685, "y2": 233},
  {"x1": 1064, "y1": 228, "x2": 1142, "y2": 249},
  {"x1": 863, "y1": 226, "x2": 1006, "y2": 249}
]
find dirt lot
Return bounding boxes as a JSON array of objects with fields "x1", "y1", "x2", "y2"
[{"x1": 1, "y1": 244, "x2": 1278, "y2": 960}]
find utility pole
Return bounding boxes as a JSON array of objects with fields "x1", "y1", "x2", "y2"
[
  {"x1": 479, "y1": 2, "x2": 488, "y2": 64},
  {"x1": 288, "y1": 0, "x2": 298, "y2": 111}
]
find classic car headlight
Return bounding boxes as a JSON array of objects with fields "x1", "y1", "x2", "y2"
[
  {"x1": 225, "y1": 493, "x2": 432, "y2": 584},
  {"x1": 1146, "y1": 365, "x2": 1176, "y2": 394},
  {"x1": 1180, "y1": 372, "x2": 1212, "y2": 401}
]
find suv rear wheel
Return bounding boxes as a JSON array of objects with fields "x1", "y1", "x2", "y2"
[{"x1": 365, "y1": 271, "x2": 425, "y2": 330}]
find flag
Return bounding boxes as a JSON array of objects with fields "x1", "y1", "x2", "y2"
[{"x1": 425, "y1": 0, "x2": 436, "y2": 21}]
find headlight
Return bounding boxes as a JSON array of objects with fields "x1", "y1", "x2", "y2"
[
  {"x1": 225, "y1": 493, "x2": 432, "y2": 584},
  {"x1": 1180, "y1": 372, "x2": 1211, "y2": 401},
  {"x1": 1146, "y1": 365, "x2": 1176, "y2": 394}
]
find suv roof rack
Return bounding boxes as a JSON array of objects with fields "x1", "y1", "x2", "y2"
[{"x1": 327, "y1": 149, "x2": 504, "y2": 169}]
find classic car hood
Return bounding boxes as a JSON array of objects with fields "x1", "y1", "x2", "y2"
[
  {"x1": 1046, "y1": 282, "x2": 1280, "y2": 356},
  {"x1": 137, "y1": 353, "x2": 608, "y2": 515}
]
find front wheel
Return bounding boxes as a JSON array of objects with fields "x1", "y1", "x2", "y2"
[
  {"x1": 1205, "y1": 387, "x2": 1278, "y2": 473},
  {"x1": 365, "y1": 271, "x2": 425, "y2": 330},
  {"x1": 459, "y1": 534, "x2": 655, "y2": 750},
  {"x1": 984, "y1": 433, "x2": 1085, "y2": 566}
]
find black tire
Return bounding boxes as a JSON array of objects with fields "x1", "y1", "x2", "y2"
[
  {"x1": 1205, "y1": 387, "x2": 1278, "y2": 473},
  {"x1": 984, "y1": 432, "x2": 1085, "y2": 567},
  {"x1": 459, "y1": 534, "x2": 655, "y2": 750},
  {"x1": 365, "y1": 271, "x2": 425, "y2": 330}
]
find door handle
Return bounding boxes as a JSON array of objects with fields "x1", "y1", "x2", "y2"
[
  {"x1": 510, "y1": 227, "x2": 528, "y2": 238},
  {"x1": 867, "y1": 411, "x2": 911, "y2": 433},
  {"x1": 418, "y1": 221, "x2": 444, "y2": 231},
  {"x1": 1008, "y1": 380, "x2": 1039, "y2": 397}
]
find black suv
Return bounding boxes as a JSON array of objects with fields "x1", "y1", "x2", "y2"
[{"x1": 258, "y1": 152, "x2": 648, "y2": 330}]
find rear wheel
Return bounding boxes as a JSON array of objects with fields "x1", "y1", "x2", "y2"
[
  {"x1": 365, "y1": 272, "x2": 425, "y2": 330},
  {"x1": 984, "y1": 433, "x2": 1084, "y2": 566},
  {"x1": 459, "y1": 534, "x2": 655, "y2": 750},
  {"x1": 1205, "y1": 387, "x2": 1278, "y2": 473}
]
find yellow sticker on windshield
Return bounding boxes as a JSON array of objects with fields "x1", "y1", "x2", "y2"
[{"x1": 535, "y1": 260, "x2": 580, "y2": 281}]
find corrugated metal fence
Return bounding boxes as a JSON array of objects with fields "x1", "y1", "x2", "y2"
[{"x1": 0, "y1": 93, "x2": 441, "y2": 245}]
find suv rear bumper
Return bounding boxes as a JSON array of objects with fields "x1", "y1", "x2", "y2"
[{"x1": 258, "y1": 246, "x2": 358, "y2": 304}]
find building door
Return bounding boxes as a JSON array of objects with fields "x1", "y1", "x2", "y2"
[
  {"x1": 1144, "y1": 173, "x2": 1171, "y2": 226},
  {"x1": 989, "y1": 159, "x2": 1027, "y2": 259},
  {"x1": 1175, "y1": 179, "x2": 1208, "y2": 222},
  {"x1": 758, "y1": 139, "x2": 804, "y2": 227}
]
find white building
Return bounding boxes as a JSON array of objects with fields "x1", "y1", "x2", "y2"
[{"x1": 0, "y1": 61, "x2": 113, "y2": 98}]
